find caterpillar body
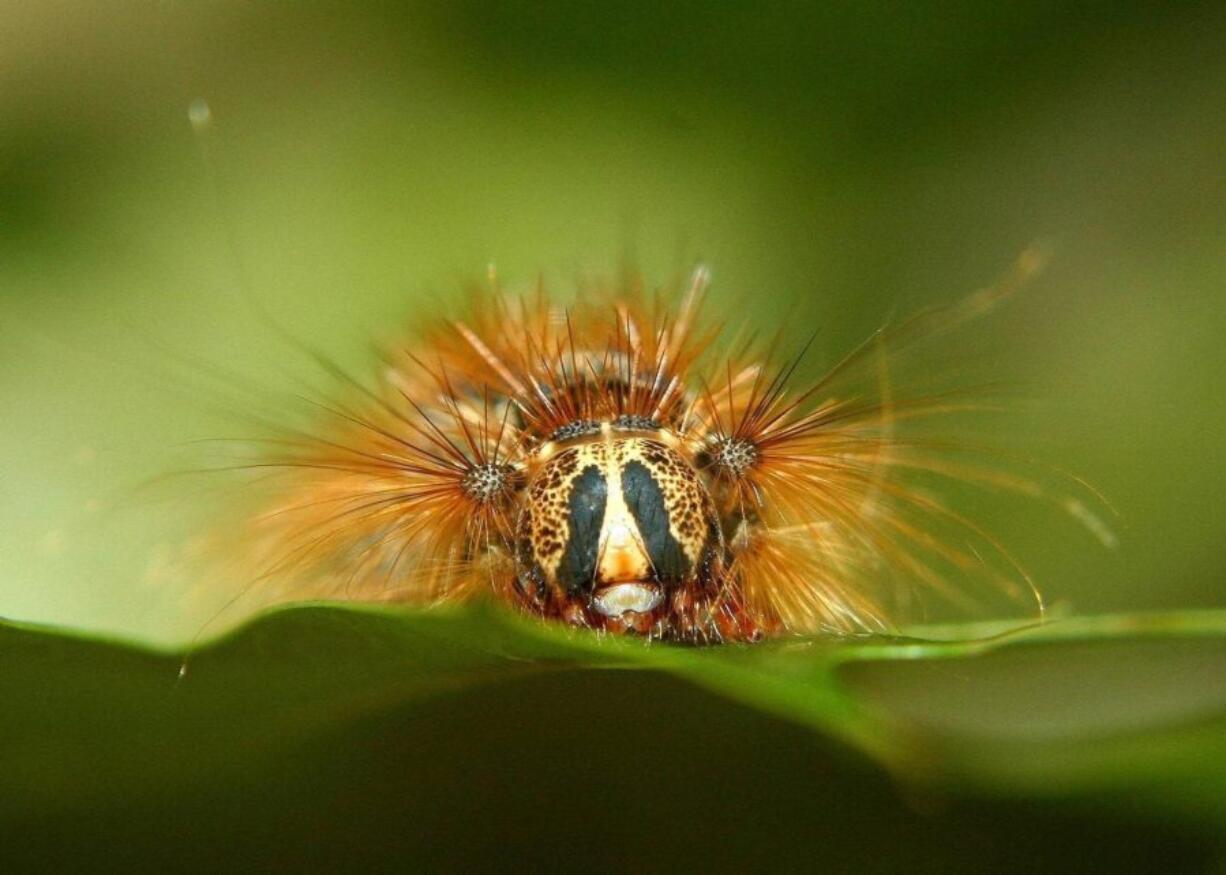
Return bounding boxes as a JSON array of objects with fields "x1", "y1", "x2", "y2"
[{"x1": 219, "y1": 258, "x2": 1056, "y2": 643}]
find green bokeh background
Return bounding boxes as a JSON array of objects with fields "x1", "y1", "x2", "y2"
[
  {"x1": 5, "y1": 5, "x2": 1226, "y2": 871},
  {"x1": 1, "y1": 1, "x2": 1224, "y2": 646}
]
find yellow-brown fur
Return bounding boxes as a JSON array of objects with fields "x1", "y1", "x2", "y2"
[{"x1": 220, "y1": 257, "x2": 1065, "y2": 642}]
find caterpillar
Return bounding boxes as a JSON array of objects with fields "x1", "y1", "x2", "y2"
[{"x1": 214, "y1": 253, "x2": 1065, "y2": 643}]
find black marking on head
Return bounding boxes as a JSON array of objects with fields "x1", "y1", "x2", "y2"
[
  {"x1": 611, "y1": 415, "x2": 662, "y2": 432},
  {"x1": 620, "y1": 460, "x2": 690, "y2": 583},
  {"x1": 555, "y1": 464, "x2": 607, "y2": 594},
  {"x1": 550, "y1": 420, "x2": 601, "y2": 442}
]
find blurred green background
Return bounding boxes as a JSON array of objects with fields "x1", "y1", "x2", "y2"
[
  {"x1": 1, "y1": 1, "x2": 1225, "y2": 645},
  {"x1": 5, "y1": 5, "x2": 1226, "y2": 872}
]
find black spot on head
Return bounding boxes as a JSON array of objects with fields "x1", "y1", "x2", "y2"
[
  {"x1": 620, "y1": 460, "x2": 691, "y2": 584},
  {"x1": 555, "y1": 465, "x2": 607, "y2": 594}
]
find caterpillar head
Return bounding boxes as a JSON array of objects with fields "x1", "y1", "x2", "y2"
[{"x1": 514, "y1": 426, "x2": 729, "y2": 637}]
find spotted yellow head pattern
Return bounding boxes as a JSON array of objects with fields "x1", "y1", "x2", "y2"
[{"x1": 515, "y1": 424, "x2": 724, "y2": 633}]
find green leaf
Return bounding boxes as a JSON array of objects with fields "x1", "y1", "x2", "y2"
[{"x1": 4, "y1": 605, "x2": 1226, "y2": 870}]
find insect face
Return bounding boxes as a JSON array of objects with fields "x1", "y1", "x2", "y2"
[{"x1": 515, "y1": 428, "x2": 725, "y2": 636}]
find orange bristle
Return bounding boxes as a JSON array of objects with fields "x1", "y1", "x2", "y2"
[{"x1": 201, "y1": 254, "x2": 1095, "y2": 642}]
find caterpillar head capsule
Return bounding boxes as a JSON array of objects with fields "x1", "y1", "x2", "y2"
[{"x1": 515, "y1": 428, "x2": 728, "y2": 637}]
